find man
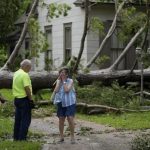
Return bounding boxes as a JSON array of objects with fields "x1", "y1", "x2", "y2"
[{"x1": 12, "y1": 59, "x2": 33, "y2": 141}]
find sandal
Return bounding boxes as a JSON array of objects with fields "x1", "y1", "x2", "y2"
[
  {"x1": 57, "y1": 138, "x2": 64, "y2": 143},
  {"x1": 71, "y1": 139, "x2": 76, "y2": 144}
]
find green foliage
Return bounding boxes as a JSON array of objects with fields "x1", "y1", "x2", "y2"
[
  {"x1": 0, "y1": 118, "x2": 13, "y2": 139},
  {"x1": 0, "y1": 0, "x2": 32, "y2": 45},
  {"x1": 28, "y1": 17, "x2": 49, "y2": 66},
  {"x1": 77, "y1": 86, "x2": 102, "y2": 104},
  {"x1": 94, "y1": 55, "x2": 110, "y2": 69},
  {"x1": 34, "y1": 89, "x2": 51, "y2": 101},
  {"x1": 119, "y1": 7, "x2": 146, "y2": 43},
  {"x1": 0, "y1": 89, "x2": 14, "y2": 101},
  {"x1": 66, "y1": 56, "x2": 77, "y2": 73},
  {"x1": 77, "y1": 112, "x2": 150, "y2": 130},
  {"x1": 83, "y1": 67, "x2": 90, "y2": 73},
  {"x1": 9, "y1": 54, "x2": 23, "y2": 71},
  {"x1": 0, "y1": 46, "x2": 7, "y2": 67},
  {"x1": 0, "y1": 102, "x2": 14, "y2": 117},
  {"x1": 32, "y1": 106, "x2": 54, "y2": 118},
  {"x1": 101, "y1": 82, "x2": 139, "y2": 108},
  {"x1": 18, "y1": 0, "x2": 32, "y2": 15},
  {"x1": 0, "y1": 0, "x2": 20, "y2": 44},
  {"x1": 90, "y1": 17, "x2": 104, "y2": 34},
  {"x1": 0, "y1": 89, "x2": 14, "y2": 117},
  {"x1": 77, "y1": 81, "x2": 140, "y2": 109},
  {"x1": 44, "y1": 58, "x2": 53, "y2": 71},
  {"x1": 44, "y1": 3, "x2": 71, "y2": 20},
  {"x1": 28, "y1": 17, "x2": 49, "y2": 56},
  {"x1": 0, "y1": 141, "x2": 41, "y2": 150},
  {"x1": 141, "y1": 53, "x2": 150, "y2": 68},
  {"x1": 131, "y1": 134, "x2": 150, "y2": 150}
]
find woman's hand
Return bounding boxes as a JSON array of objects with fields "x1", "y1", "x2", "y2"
[{"x1": 61, "y1": 75, "x2": 66, "y2": 82}]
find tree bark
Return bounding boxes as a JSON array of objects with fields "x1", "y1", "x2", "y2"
[
  {"x1": 35, "y1": 101, "x2": 150, "y2": 114},
  {"x1": 0, "y1": 0, "x2": 39, "y2": 71},
  {"x1": 73, "y1": 0, "x2": 89, "y2": 72},
  {"x1": 0, "y1": 71, "x2": 58, "y2": 92},
  {"x1": 1, "y1": 69, "x2": 150, "y2": 90},
  {"x1": 86, "y1": 0, "x2": 127, "y2": 68}
]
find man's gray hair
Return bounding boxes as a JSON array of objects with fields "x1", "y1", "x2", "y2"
[{"x1": 20, "y1": 59, "x2": 31, "y2": 67}]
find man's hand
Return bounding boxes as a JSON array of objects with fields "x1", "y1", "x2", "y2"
[
  {"x1": 25, "y1": 86, "x2": 32, "y2": 101},
  {"x1": 0, "y1": 97, "x2": 6, "y2": 103}
]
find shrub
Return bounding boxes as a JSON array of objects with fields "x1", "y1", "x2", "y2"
[
  {"x1": 77, "y1": 81, "x2": 140, "y2": 109},
  {"x1": 131, "y1": 134, "x2": 150, "y2": 150},
  {"x1": 0, "y1": 101, "x2": 14, "y2": 117}
]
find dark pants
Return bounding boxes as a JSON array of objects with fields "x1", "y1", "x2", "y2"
[{"x1": 13, "y1": 97, "x2": 31, "y2": 141}]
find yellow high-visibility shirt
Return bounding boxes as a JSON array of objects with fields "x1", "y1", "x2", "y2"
[{"x1": 12, "y1": 69, "x2": 32, "y2": 98}]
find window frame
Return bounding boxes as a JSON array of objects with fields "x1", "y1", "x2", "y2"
[{"x1": 63, "y1": 23, "x2": 72, "y2": 63}]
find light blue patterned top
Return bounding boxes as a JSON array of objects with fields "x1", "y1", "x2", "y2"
[{"x1": 53, "y1": 78, "x2": 76, "y2": 107}]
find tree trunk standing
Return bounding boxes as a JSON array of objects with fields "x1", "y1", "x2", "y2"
[
  {"x1": 0, "y1": 0, "x2": 39, "y2": 71},
  {"x1": 73, "y1": 0, "x2": 89, "y2": 73},
  {"x1": 1, "y1": 69, "x2": 150, "y2": 90},
  {"x1": 86, "y1": 0, "x2": 127, "y2": 68},
  {"x1": 109, "y1": 25, "x2": 146, "y2": 71}
]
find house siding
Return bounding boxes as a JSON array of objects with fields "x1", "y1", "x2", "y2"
[
  {"x1": 87, "y1": 4, "x2": 115, "y2": 69},
  {"x1": 35, "y1": 0, "x2": 87, "y2": 71},
  {"x1": 34, "y1": 1, "x2": 136, "y2": 71}
]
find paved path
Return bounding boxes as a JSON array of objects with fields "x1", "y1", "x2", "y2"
[{"x1": 30, "y1": 116, "x2": 137, "y2": 150}]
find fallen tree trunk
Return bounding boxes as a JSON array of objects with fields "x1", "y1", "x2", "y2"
[
  {"x1": 1, "y1": 69, "x2": 150, "y2": 90},
  {"x1": 0, "y1": 71, "x2": 58, "y2": 91},
  {"x1": 77, "y1": 103, "x2": 150, "y2": 114},
  {"x1": 36, "y1": 101, "x2": 150, "y2": 114}
]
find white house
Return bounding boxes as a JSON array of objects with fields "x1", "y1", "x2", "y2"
[{"x1": 9, "y1": 0, "x2": 139, "y2": 71}]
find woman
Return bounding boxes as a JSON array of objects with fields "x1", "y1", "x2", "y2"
[{"x1": 53, "y1": 67, "x2": 76, "y2": 144}]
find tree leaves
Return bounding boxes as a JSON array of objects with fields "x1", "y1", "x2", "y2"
[
  {"x1": 0, "y1": 0, "x2": 20, "y2": 44},
  {"x1": 41, "y1": 2, "x2": 71, "y2": 21}
]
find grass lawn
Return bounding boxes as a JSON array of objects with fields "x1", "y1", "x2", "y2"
[
  {"x1": 77, "y1": 112, "x2": 150, "y2": 130},
  {"x1": 1, "y1": 88, "x2": 150, "y2": 130},
  {"x1": 0, "y1": 89, "x2": 14, "y2": 101},
  {"x1": 0, "y1": 117, "x2": 13, "y2": 138},
  {"x1": 0, "y1": 89, "x2": 51, "y2": 101},
  {"x1": 0, "y1": 141, "x2": 41, "y2": 150},
  {"x1": 0, "y1": 117, "x2": 42, "y2": 149}
]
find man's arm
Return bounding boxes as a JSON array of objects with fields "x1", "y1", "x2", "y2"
[{"x1": 25, "y1": 86, "x2": 32, "y2": 100}]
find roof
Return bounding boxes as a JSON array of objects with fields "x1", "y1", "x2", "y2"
[
  {"x1": 14, "y1": 13, "x2": 27, "y2": 25},
  {"x1": 14, "y1": 3, "x2": 38, "y2": 26},
  {"x1": 74, "y1": 0, "x2": 116, "y2": 7},
  {"x1": 74, "y1": 0, "x2": 145, "y2": 7}
]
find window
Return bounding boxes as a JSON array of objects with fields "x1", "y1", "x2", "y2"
[
  {"x1": 64, "y1": 23, "x2": 72, "y2": 63},
  {"x1": 25, "y1": 38, "x2": 30, "y2": 58},
  {"x1": 45, "y1": 26, "x2": 52, "y2": 70},
  {"x1": 25, "y1": 39, "x2": 30, "y2": 50},
  {"x1": 112, "y1": 48, "x2": 125, "y2": 70},
  {"x1": 111, "y1": 25, "x2": 125, "y2": 70},
  {"x1": 111, "y1": 27, "x2": 124, "y2": 49}
]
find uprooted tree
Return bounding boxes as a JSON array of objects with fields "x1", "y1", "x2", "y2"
[
  {"x1": 73, "y1": 0, "x2": 150, "y2": 79},
  {"x1": 0, "y1": 0, "x2": 150, "y2": 89}
]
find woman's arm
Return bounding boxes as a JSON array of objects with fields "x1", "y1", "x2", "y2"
[
  {"x1": 63, "y1": 79, "x2": 73, "y2": 92},
  {"x1": 54, "y1": 80, "x2": 61, "y2": 92}
]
